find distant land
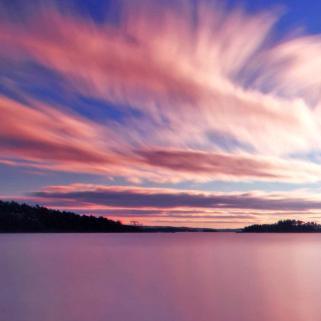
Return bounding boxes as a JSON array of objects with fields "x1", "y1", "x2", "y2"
[
  {"x1": 3, "y1": 201, "x2": 320, "y2": 233},
  {"x1": 0, "y1": 201, "x2": 217, "y2": 233},
  {"x1": 242, "y1": 220, "x2": 321, "y2": 233}
]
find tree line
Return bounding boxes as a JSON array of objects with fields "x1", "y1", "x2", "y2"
[
  {"x1": 0, "y1": 200, "x2": 141, "y2": 233},
  {"x1": 242, "y1": 219, "x2": 321, "y2": 233}
]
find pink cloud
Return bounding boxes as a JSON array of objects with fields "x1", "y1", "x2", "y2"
[
  {"x1": 136, "y1": 149, "x2": 321, "y2": 182},
  {"x1": 1, "y1": 95, "x2": 321, "y2": 183},
  {"x1": 0, "y1": 1, "x2": 320, "y2": 157},
  {"x1": 253, "y1": 35, "x2": 321, "y2": 105},
  {"x1": 0, "y1": 96, "x2": 123, "y2": 167},
  {"x1": 1, "y1": 0, "x2": 321, "y2": 189},
  {"x1": 32, "y1": 184, "x2": 321, "y2": 212},
  {"x1": 5, "y1": 183, "x2": 320, "y2": 228}
]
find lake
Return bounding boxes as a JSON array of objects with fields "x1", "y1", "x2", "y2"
[{"x1": 1, "y1": 233, "x2": 321, "y2": 321}]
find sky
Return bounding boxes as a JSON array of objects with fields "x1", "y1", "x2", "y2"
[{"x1": 2, "y1": 0, "x2": 321, "y2": 228}]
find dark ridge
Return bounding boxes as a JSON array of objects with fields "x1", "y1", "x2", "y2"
[
  {"x1": 242, "y1": 219, "x2": 321, "y2": 233},
  {"x1": 0, "y1": 200, "x2": 217, "y2": 233}
]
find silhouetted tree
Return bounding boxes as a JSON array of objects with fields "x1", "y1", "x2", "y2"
[
  {"x1": 242, "y1": 219, "x2": 321, "y2": 233},
  {"x1": 0, "y1": 201, "x2": 142, "y2": 233}
]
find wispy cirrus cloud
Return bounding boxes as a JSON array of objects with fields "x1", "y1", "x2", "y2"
[
  {"x1": 2, "y1": 1, "x2": 321, "y2": 227},
  {"x1": 0, "y1": 0, "x2": 320, "y2": 159},
  {"x1": 0, "y1": 95, "x2": 127, "y2": 172},
  {"x1": 253, "y1": 36, "x2": 321, "y2": 105},
  {"x1": 136, "y1": 149, "x2": 321, "y2": 183},
  {"x1": 1, "y1": 94, "x2": 321, "y2": 183}
]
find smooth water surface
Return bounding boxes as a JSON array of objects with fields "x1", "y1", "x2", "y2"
[{"x1": 1, "y1": 233, "x2": 321, "y2": 321}]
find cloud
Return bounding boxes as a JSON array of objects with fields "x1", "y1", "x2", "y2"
[
  {"x1": 1, "y1": 95, "x2": 321, "y2": 183},
  {"x1": 0, "y1": 95, "x2": 127, "y2": 171},
  {"x1": 1, "y1": 0, "x2": 321, "y2": 189},
  {"x1": 136, "y1": 149, "x2": 321, "y2": 182},
  {"x1": 0, "y1": 0, "x2": 320, "y2": 157},
  {"x1": 19, "y1": 183, "x2": 321, "y2": 227},
  {"x1": 253, "y1": 35, "x2": 321, "y2": 105},
  {"x1": 32, "y1": 183, "x2": 321, "y2": 212}
]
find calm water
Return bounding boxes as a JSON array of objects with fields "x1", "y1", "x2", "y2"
[{"x1": 1, "y1": 233, "x2": 321, "y2": 321}]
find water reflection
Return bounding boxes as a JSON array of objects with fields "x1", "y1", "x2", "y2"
[{"x1": 1, "y1": 233, "x2": 321, "y2": 321}]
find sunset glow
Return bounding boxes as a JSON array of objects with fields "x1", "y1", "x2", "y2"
[{"x1": 2, "y1": 0, "x2": 321, "y2": 227}]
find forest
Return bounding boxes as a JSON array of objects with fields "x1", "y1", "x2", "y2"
[
  {"x1": 242, "y1": 220, "x2": 321, "y2": 233},
  {"x1": 0, "y1": 200, "x2": 140, "y2": 233},
  {"x1": 0, "y1": 201, "x2": 216, "y2": 233}
]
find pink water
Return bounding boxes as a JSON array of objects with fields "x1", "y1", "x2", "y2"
[{"x1": 1, "y1": 233, "x2": 321, "y2": 321}]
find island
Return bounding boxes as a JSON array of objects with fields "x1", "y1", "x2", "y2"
[
  {"x1": 242, "y1": 219, "x2": 321, "y2": 233},
  {"x1": 0, "y1": 201, "x2": 216, "y2": 233}
]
